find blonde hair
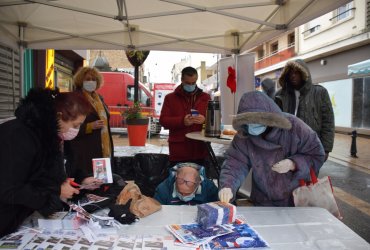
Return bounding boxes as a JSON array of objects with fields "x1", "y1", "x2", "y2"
[{"x1": 73, "y1": 67, "x2": 103, "y2": 89}]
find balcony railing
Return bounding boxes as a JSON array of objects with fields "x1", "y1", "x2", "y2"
[
  {"x1": 255, "y1": 46, "x2": 295, "y2": 70},
  {"x1": 329, "y1": 7, "x2": 355, "y2": 23}
]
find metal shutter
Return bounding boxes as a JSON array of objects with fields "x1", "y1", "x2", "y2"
[{"x1": 0, "y1": 43, "x2": 20, "y2": 118}]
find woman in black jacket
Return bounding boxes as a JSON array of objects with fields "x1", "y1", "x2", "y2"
[{"x1": 0, "y1": 87, "x2": 91, "y2": 237}]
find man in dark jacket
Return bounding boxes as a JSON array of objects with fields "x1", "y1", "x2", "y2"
[
  {"x1": 154, "y1": 163, "x2": 218, "y2": 205},
  {"x1": 275, "y1": 59, "x2": 334, "y2": 161},
  {"x1": 160, "y1": 66, "x2": 210, "y2": 165}
]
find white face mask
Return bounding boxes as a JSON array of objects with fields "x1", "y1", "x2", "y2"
[
  {"x1": 60, "y1": 127, "x2": 79, "y2": 141},
  {"x1": 83, "y1": 80, "x2": 97, "y2": 92}
]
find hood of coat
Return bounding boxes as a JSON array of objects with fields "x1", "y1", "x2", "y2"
[
  {"x1": 278, "y1": 59, "x2": 312, "y2": 94},
  {"x1": 261, "y1": 78, "x2": 276, "y2": 98},
  {"x1": 15, "y1": 87, "x2": 60, "y2": 155},
  {"x1": 232, "y1": 91, "x2": 292, "y2": 131}
]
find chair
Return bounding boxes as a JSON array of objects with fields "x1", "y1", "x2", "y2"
[{"x1": 132, "y1": 153, "x2": 170, "y2": 197}]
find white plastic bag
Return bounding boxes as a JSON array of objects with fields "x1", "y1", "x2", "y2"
[{"x1": 293, "y1": 168, "x2": 342, "y2": 219}]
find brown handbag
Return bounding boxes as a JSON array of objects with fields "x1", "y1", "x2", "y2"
[
  {"x1": 116, "y1": 182, "x2": 142, "y2": 205},
  {"x1": 130, "y1": 195, "x2": 162, "y2": 218},
  {"x1": 116, "y1": 182, "x2": 161, "y2": 218}
]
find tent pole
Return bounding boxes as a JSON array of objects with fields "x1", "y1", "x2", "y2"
[{"x1": 134, "y1": 65, "x2": 139, "y2": 102}]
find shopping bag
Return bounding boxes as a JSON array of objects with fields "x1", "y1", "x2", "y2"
[{"x1": 293, "y1": 168, "x2": 342, "y2": 219}]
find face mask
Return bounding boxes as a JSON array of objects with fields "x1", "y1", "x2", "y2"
[
  {"x1": 243, "y1": 123, "x2": 267, "y2": 136},
  {"x1": 177, "y1": 191, "x2": 196, "y2": 202},
  {"x1": 183, "y1": 83, "x2": 196, "y2": 93},
  {"x1": 83, "y1": 80, "x2": 97, "y2": 92},
  {"x1": 61, "y1": 127, "x2": 79, "y2": 140}
]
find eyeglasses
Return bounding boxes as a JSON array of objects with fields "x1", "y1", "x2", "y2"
[{"x1": 176, "y1": 177, "x2": 198, "y2": 188}]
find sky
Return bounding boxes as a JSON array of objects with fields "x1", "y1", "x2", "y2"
[{"x1": 143, "y1": 51, "x2": 219, "y2": 83}]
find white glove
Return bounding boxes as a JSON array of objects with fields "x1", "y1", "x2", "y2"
[
  {"x1": 218, "y1": 188, "x2": 233, "y2": 203},
  {"x1": 271, "y1": 159, "x2": 296, "y2": 173}
]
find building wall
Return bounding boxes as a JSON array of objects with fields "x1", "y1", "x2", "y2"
[
  {"x1": 308, "y1": 44, "x2": 370, "y2": 83},
  {"x1": 89, "y1": 50, "x2": 132, "y2": 70},
  {"x1": 298, "y1": 1, "x2": 366, "y2": 54}
]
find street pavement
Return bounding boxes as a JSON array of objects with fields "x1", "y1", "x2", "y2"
[{"x1": 112, "y1": 131, "x2": 370, "y2": 243}]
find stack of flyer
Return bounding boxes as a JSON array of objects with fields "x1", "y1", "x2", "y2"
[{"x1": 166, "y1": 217, "x2": 269, "y2": 249}]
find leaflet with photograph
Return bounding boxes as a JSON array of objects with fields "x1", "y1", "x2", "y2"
[
  {"x1": 51, "y1": 237, "x2": 79, "y2": 250},
  {"x1": 173, "y1": 238, "x2": 202, "y2": 250},
  {"x1": 92, "y1": 158, "x2": 113, "y2": 183},
  {"x1": 0, "y1": 230, "x2": 36, "y2": 250},
  {"x1": 77, "y1": 194, "x2": 110, "y2": 207},
  {"x1": 37, "y1": 211, "x2": 69, "y2": 229},
  {"x1": 166, "y1": 223, "x2": 233, "y2": 245},
  {"x1": 133, "y1": 236, "x2": 143, "y2": 250},
  {"x1": 92, "y1": 239, "x2": 115, "y2": 249},
  {"x1": 204, "y1": 222, "x2": 269, "y2": 249},
  {"x1": 141, "y1": 235, "x2": 175, "y2": 250},
  {"x1": 113, "y1": 235, "x2": 137, "y2": 250},
  {"x1": 72, "y1": 237, "x2": 93, "y2": 249}
]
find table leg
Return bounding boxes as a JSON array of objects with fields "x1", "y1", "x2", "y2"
[{"x1": 205, "y1": 142, "x2": 220, "y2": 179}]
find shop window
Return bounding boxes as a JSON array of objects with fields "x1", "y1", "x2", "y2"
[
  {"x1": 55, "y1": 59, "x2": 73, "y2": 92},
  {"x1": 352, "y1": 77, "x2": 370, "y2": 129}
]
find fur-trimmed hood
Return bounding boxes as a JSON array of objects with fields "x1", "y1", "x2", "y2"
[
  {"x1": 233, "y1": 91, "x2": 291, "y2": 131},
  {"x1": 278, "y1": 59, "x2": 312, "y2": 94},
  {"x1": 15, "y1": 88, "x2": 60, "y2": 156}
]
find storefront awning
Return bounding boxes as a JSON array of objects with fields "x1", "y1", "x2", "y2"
[{"x1": 348, "y1": 59, "x2": 370, "y2": 78}]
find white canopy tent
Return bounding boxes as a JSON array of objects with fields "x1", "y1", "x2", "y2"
[{"x1": 0, "y1": 0, "x2": 351, "y2": 53}]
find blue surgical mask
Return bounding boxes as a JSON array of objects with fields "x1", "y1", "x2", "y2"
[
  {"x1": 183, "y1": 83, "x2": 196, "y2": 93},
  {"x1": 243, "y1": 123, "x2": 267, "y2": 136},
  {"x1": 177, "y1": 191, "x2": 196, "y2": 202}
]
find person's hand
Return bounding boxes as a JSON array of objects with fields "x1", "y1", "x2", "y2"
[
  {"x1": 60, "y1": 179, "x2": 80, "y2": 200},
  {"x1": 272, "y1": 159, "x2": 296, "y2": 173},
  {"x1": 218, "y1": 188, "x2": 233, "y2": 203},
  {"x1": 184, "y1": 114, "x2": 194, "y2": 126},
  {"x1": 191, "y1": 114, "x2": 205, "y2": 124},
  {"x1": 92, "y1": 119, "x2": 105, "y2": 130},
  {"x1": 81, "y1": 177, "x2": 103, "y2": 190}
]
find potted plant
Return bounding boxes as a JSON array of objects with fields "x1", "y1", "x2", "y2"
[{"x1": 123, "y1": 102, "x2": 149, "y2": 146}]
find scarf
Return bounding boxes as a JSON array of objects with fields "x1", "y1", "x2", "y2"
[{"x1": 83, "y1": 91, "x2": 111, "y2": 158}]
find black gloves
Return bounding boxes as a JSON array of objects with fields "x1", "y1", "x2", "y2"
[{"x1": 108, "y1": 199, "x2": 138, "y2": 225}]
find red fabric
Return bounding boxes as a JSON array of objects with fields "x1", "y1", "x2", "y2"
[
  {"x1": 159, "y1": 85, "x2": 210, "y2": 162},
  {"x1": 227, "y1": 66, "x2": 236, "y2": 93}
]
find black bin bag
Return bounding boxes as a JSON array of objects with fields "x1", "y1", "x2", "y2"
[{"x1": 132, "y1": 153, "x2": 170, "y2": 197}]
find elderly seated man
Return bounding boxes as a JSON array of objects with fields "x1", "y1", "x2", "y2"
[{"x1": 154, "y1": 162, "x2": 218, "y2": 205}]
